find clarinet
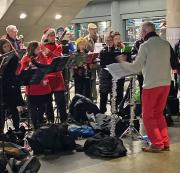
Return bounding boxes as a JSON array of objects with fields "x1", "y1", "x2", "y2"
[
  {"x1": 30, "y1": 55, "x2": 50, "y2": 68},
  {"x1": 56, "y1": 30, "x2": 67, "y2": 44}
]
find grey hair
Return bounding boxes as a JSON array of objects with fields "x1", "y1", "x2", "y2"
[
  {"x1": 141, "y1": 21, "x2": 156, "y2": 31},
  {"x1": 6, "y1": 25, "x2": 18, "y2": 33}
]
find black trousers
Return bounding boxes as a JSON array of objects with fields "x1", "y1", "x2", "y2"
[
  {"x1": 137, "y1": 74, "x2": 143, "y2": 102},
  {"x1": 100, "y1": 78, "x2": 125, "y2": 114},
  {"x1": 74, "y1": 76, "x2": 91, "y2": 99},
  {"x1": 46, "y1": 91, "x2": 67, "y2": 123},
  {"x1": 28, "y1": 103, "x2": 45, "y2": 129},
  {"x1": 0, "y1": 105, "x2": 20, "y2": 133},
  {"x1": 100, "y1": 92, "x2": 109, "y2": 114},
  {"x1": 8, "y1": 106, "x2": 20, "y2": 131},
  {"x1": 27, "y1": 94, "x2": 51, "y2": 129}
]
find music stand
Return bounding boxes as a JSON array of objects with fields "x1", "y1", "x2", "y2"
[
  {"x1": 51, "y1": 55, "x2": 70, "y2": 72},
  {"x1": 19, "y1": 65, "x2": 53, "y2": 130},
  {"x1": 51, "y1": 55, "x2": 72, "y2": 123},
  {"x1": 106, "y1": 63, "x2": 144, "y2": 140}
]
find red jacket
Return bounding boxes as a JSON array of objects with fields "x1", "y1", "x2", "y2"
[
  {"x1": 43, "y1": 43, "x2": 65, "y2": 92},
  {"x1": 19, "y1": 54, "x2": 51, "y2": 96}
]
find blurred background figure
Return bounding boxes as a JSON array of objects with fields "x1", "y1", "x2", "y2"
[
  {"x1": 56, "y1": 27, "x2": 65, "y2": 39},
  {"x1": 41, "y1": 28, "x2": 68, "y2": 123},
  {"x1": 6, "y1": 25, "x2": 21, "y2": 50},
  {"x1": 0, "y1": 38, "x2": 24, "y2": 133},
  {"x1": 70, "y1": 37, "x2": 92, "y2": 98},
  {"x1": 18, "y1": 35, "x2": 27, "y2": 49},
  {"x1": 84, "y1": 23, "x2": 99, "y2": 102},
  {"x1": 174, "y1": 36, "x2": 180, "y2": 90},
  {"x1": 99, "y1": 33, "x2": 114, "y2": 113}
]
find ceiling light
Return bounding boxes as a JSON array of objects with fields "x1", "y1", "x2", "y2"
[
  {"x1": 19, "y1": 13, "x2": 27, "y2": 19},
  {"x1": 55, "y1": 14, "x2": 62, "y2": 20}
]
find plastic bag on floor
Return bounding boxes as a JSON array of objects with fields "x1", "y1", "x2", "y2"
[
  {"x1": 84, "y1": 133, "x2": 127, "y2": 158},
  {"x1": 68, "y1": 125, "x2": 95, "y2": 138}
]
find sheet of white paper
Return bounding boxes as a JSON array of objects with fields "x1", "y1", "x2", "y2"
[
  {"x1": 94, "y1": 43, "x2": 104, "y2": 53},
  {"x1": 106, "y1": 63, "x2": 137, "y2": 80}
]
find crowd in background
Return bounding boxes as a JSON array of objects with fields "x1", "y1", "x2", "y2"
[{"x1": 0, "y1": 22, "x2": 180, "y2": 137}]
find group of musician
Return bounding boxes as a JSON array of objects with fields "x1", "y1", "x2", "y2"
[{"x1": 0, "y1": 23, "x2": 132, "y2": 132}]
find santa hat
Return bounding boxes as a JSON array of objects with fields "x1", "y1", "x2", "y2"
[{"x1": 41, "y1": 28, "x2": 56, "y2": 44}]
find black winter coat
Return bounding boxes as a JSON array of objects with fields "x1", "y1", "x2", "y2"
[
  {"x1": 0, "y1": 51, "x2": 24, "y2": 107},
  {"x1": 99, "y1": 46, "x2": 121, "y2": 93}
]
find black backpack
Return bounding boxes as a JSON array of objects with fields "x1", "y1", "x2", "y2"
[
  {"x1": 0, "y1": 154, "x2": 7, "y2": 173},
  {"x1": 7, "y1": 156, "x2": 41, "y2": 173},
  {"x1": 27, "y1": 124, "x2": 76, "y2": 154},
  {"x1": 69, "y1": 94, "x2": 100, "y2": 124}
]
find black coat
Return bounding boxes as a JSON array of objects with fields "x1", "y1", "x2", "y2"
[
  {"x1": 6, "y1": 34, "x2": 21, "y2": 50},
  {"x1": 174, "y1": 40, "x2": 180, "y2": 60},
  {"x1": 131, "y1": 39, "x2": 144, "y2": 56},
  {"x1": 1, "y1": 52, "x2": 24, "y2": 107},
  {"x1": 99, "y1": 46, "x2": 121, "y2": 93}
]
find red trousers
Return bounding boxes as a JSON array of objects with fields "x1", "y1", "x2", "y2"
[{"x1": 142, "y1": 85, "x2": 170, "y2": 149}]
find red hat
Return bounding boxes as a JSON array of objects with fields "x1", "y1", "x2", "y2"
[{"x1": 41, "y1": 28, "x2": 56, "y2": 44}]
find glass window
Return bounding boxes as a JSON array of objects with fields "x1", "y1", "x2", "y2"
[
  {"x1": 76, "y1": 21, "x2": 111, "y2": 38},
  {"x1": 125, "y1": 17, "x2": 166, "y2": 42}
]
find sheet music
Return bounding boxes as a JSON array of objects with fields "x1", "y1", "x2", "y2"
[
  {"x1": 106, "y1": 63, "x2": 137, "y2": 80},
  {"x1": 94, "y1": 43, "x2": 104, "y2": 53}
]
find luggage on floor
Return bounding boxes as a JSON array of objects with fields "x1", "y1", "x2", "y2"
[
  {"x1": 69, "y1": 94, "x2": 100, "y2": 124},
  {"x1": 87, "y1": 113, "x2": 140, "y2": 137},
  {"x1": 0, "y1": 154, "x2": 7, "y2": 173},
  {"x1": 68, "y1": 125, "x2": 95, "y2": 138},
  {"x1": 87, "y1": 113, "x2": 111, "y2": 134},
  {"x1": 0, "y1": 126, "x2": 26, "y2": 147},
  {"x1": 0, "y1": 142, "x2": 29, "y2": 160},
  {"x1": 8, "y1": 156, "x2": 41, "y2": 173},
  {"x1": 27, "y1": 124, "x2": 76, "y2": 154},
  {"x1": 84, "y1": 133, "x2": 127, "y2": 158}
]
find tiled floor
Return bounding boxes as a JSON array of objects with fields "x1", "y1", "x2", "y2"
[
  {"x1": 8, "y1": 83, "x2": 180, "y2": 173},
  {"x1": 39, "y1": 122, "x2": 180, "y2": 173}
]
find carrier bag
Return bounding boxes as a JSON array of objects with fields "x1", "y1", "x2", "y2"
[{"x1": 84, "y1": 133, "x2": 127, "y2": 158}]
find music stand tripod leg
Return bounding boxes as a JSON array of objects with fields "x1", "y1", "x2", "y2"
[
  {"x1": 110, "y1": 79, "x2": 117, "y2": 137},
  {"x1": 54, "y1": 106, "x2": 61, "y2": 124},
  {"x1": 120, "y1": 76, "x2": 144, "y2": 141}
]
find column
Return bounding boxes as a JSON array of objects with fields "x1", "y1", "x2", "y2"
[
  {"x1": 74, "y1": 23, "x2": 80, "y2": 39},
  {"x1": 111, "y1": 0, "x2": 121, "y2": 33},
  {"x1": 166, "y1": 0, "x2": 180, "y2": 46}
]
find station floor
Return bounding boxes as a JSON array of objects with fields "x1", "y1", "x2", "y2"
[
  {"x1": 38, "y1": 83, "x2": 180, "y2": 173},
  {"x1": 39, "y1": 120, "x2": 180, "y2": 173}
]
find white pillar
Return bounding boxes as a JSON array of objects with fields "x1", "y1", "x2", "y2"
[
  {"x1": 111, "y1": 0, "x2": 121, "y2": 32},
  {"x1": 166, "y1": 0, "x2": 180, "y2": 46}
]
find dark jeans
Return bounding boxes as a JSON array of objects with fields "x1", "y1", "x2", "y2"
[
  {"x1": 100, "y1": 78, "x2": 125, "y2": 114},
  {"x1": 100, "y1": 92, "x2": 109, "y2": 114},
  {"x1": 27, "y1": 94, "x2": 52, "y2": 129},
  {"x1": 74, "y1": 76, "x2": 91, "y2": 99},
  {"x1": 46, "y1": 91, "x2": 67, "y2": 123},
  {"x1": 0, "y1": 105, "x2": 20, "y2": 132},
  {"x1": 28, "y1": 100, "x2": 45, "y2": 130}
]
